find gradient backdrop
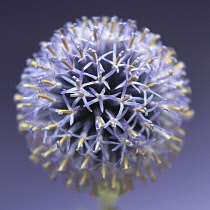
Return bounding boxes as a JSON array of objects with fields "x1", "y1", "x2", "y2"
[{"x1": 1, "y1": 0, "x2": 210, "y2": 209}]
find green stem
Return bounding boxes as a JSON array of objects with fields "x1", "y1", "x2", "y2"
[{"x1": 98, "y1": 190, "x2": 118, "y2": 210}]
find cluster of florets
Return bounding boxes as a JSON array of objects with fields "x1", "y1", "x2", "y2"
[{"x1": 15, "y1": 16, "x2": 193, "y2": 194}]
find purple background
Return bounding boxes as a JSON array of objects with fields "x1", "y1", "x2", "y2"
[{"x1": 1, "y1": 0, "x2": 210, "y2": 209}]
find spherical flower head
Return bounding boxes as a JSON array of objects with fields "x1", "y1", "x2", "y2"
[{"x1": 14, "y1": 16, "x2": 193, "y2": 194}]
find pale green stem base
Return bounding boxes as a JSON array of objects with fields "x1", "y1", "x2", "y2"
[{"x1": 98, "y1": 190, "x2": 118, "y2": 210}]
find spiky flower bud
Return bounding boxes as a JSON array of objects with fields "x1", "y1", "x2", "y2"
[{"x1": 14, "y1": 16, "x2": 193, "y2": 194}]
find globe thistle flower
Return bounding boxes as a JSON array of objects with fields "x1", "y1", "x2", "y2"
[{"x1": 14, "y1": 16, "x2": 193, "y2": 194}]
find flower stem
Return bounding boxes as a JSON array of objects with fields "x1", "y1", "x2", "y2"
[{"x1": 98, "y1": 189, "x2": 118, "y2": 210}]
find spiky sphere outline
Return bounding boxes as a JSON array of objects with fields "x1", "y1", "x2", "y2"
[{"x1": 15, "y1": 16, "x2": 193, "y2": 194}]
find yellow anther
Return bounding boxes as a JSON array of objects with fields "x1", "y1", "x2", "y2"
[
  {"x1": 18, "y1": 122, "x2": 34, "y2": 131},
  {"x1": 58, "y1": 135, "x2": 69, "y2": 145},
  {"x1": 82, "y1": 16, "x2": 89, "y2": 27},
  {"x1": 61, "y1": 37, "x2": 70, "y2": 51},
  {"x1": 147, "y1": 59, "x2": 155, "y2": 64},
  {"x1": 110, "y1": 17, "x2": 118, "y2": 33},
  {"x1": 16, "y1": 114, "x2": 24, "y2": 120},
  {"x1": 128, "y1": 33, "x2": 135, "y2": 48},
  {"x1": 81, "y1": 154, "x2": 90, "y2": 169},
  {"x1": 40, "y1": 80, "x2": 56, "y2": 86},
  {"x1": 168, "y1": 106, "x2": 183, "y2": 111},
  {"x1": 92, "y1": 28, "x2": 98, "y2": 41},
  {"x1": 56, "y1": 29, "x2": 64, "y2": 35},
  {"x1": 111, "y1": 173, "x2": 116, "y2": 189},
  {"x1": 157, "y1": 105, "x2": 169, "y2": 112},
  {"x1": 144, "y1": 83, "x2": 156, "y2": 89},
  {"x1": 123, "y1": 156, "x2": 129, "y2": 170},
  {"x1": 102, "y1": 16, "x2": 109, "y2": 25},
  {"x1": 173, "y1": 127, "x2": 186, "y2": 136},
  {"x1": 37, "y1": 93, "x2": 53, "y2": 102},
  {"x1": 97, "y1": 117, "x2": 104, "y2": 128},
  {"x1": 127, "y1": 57, "x2": 140, "y2": 71},
  {"x1": 79, "y1": 171, "x2": 88, "y2": 186},
  {"x1": 57, "y1": 110, "x2": 73, "y2": 114},
  {"x1": 32, "y1": 126, "x2": 42, "y2": 131},
  {"x1": 42, "y1": 146, "x2": 56, "y2": 158},
  {"x1": 138, "y1": 28, "x2": 150, "y2": 43},
  {"x1": 97, "y1": 74, "x2": 102, "y2": 82},
  {"x1": 37, "y1": 64, "x2": 48, "y2": 70},
  {"x1": 92, "y1": 16, "x2": 99, "y2": 26},
  {"x1": 146, "y1": 166, "x2": 157, "y2": 181},
  {"x1": 115, "y1": 51, "x2": 124, "y2": 65},
  {"x1": 162, "y1": 50, "x2": 175, "y2": 62},
  {"x1": 149, "y1": 34, "x2": 160, "y2": 47},
  {"x1": 166, "y1": 58, "x2": 177, "y2": 66},
  {"x1": 183, "y1": 109, "x2": 194, "y2": 117},
  {"x1": 29, "y1": 154, "x2": 41, "y2": 164},
  {"x1": 118, "y1": 23, "x2": 125, "y2": 37},
  {"x1": 42, "y1": 160, "x2": 52, "y2": 169},
  {"x1": 152, "y1": 153, "x2": 162, "y2": 164},
  {"x1": 101, "y1": 165, "x2": 107, "y2": 179},
  {"x1": 23, "y1": 103, "x2": 34, "y2": 107},
  {"x1": 174, "y1": 82, "x2": 183, "y2": 88},
  {"x1": 13, "y1": 94, "x2": 23, "y2": 101},
  {"x1": 166, "y1": 141, "x2": 181, "y2": 152},
  {"x1": 110, "y1": 119, "x2": 116, "y2": 127},
  {"x1": 140, "y1": 150, "x2": 146, "y2": 157},
  {"x1": 121, "y1": 95, "x2": 129, "y2": 102},
  {"x1": 127, "y1": 74, "x2": 137, "y2": 83},
  {"x1": 136, "y1": 108, "x2": 145, "y2": 113},
  {"x1": 77, "y1": 137, "x2": 85, "y2": 150},
  {"x1": 182, "y1": 106, "x2": 190, "y2": 112},
  {"x1": 94, "y1": 141, "x2": 101, "y2": 151},
  {"x1": 91, "y1": 49, "x2": 98, "y2": 63},
  {"x1": 44, "y1": 123, "x2": 58, "y2": 130},
  {"x1": 19, "y1": 122, "x2": 33, "y2": 131},
  {"x1": 128, "y1": 19, "x2": 136, "y2": 27},
  {"x1": 75, "y1": 79, "x2": 81, "y2": 89},
  {"x1": 128, "y1": 129, "x2": 138, "y2": 137},
  {"x1": 134, "y1": 148, "x2": 140, "y2": 156},
  {"x1": 135, "y1": 168, "x2": 141, "y2": 178},
  {"x1": 69, "y1": 24, "x2": 78, "y2": 37},
  {"x1": 61, "y1": 59, "x2": 74, "y2": 70},
  {"x1": 158, "y1": 47, "x2": 166, "y2": 56},
  {"x1": 66, "y1": 177, "x2": 74, "y2": 187},
  {"x1": 17, "y1": 103, "x2": 34, "y2": 109},
  {"x1": 75, "y1": 92, "x2": 84, "y2": 97},
  {"x1": 170, "y1": 135, "x2": 183, "y2": 143},
  {"x1": 144, "y1": 123, "x2": 153, "y2": 130},
  {"x1": 179, "y1": 87, "x2": 192, "y2": 94},
  {"x1": 57, "y1": 157, "x2": 69, "y2": 172},
  {"x1": 160, "y1": 130, "x2": 171, "y2": 140},
  {"x1": 46, "y1": 45, "x2": 56, "y2": 56},
  {"x1": 77, "y1": 46, "x2": 84, "y2": 58},
  {"x1": 32, "y1": 145, "x2": 45, "y2": 155},
  {"x1": 157, "y1": 70, "x2": 174, "y2": 80},
  {"x1": 23, "y1": 84, "x2": 40, "y2": 90},
  {"x1": 27, "y1": 59, "x2": 48, "y2": 70},
  {"x1": 161, "y1": 158, "x2": 172, "y2": 168},
  {"x1": 27, "y1": 59, "x2": 38, "y2": 67},
  {"x1": 173, "y1": 61, "x2": 185, "y2": 70}
]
